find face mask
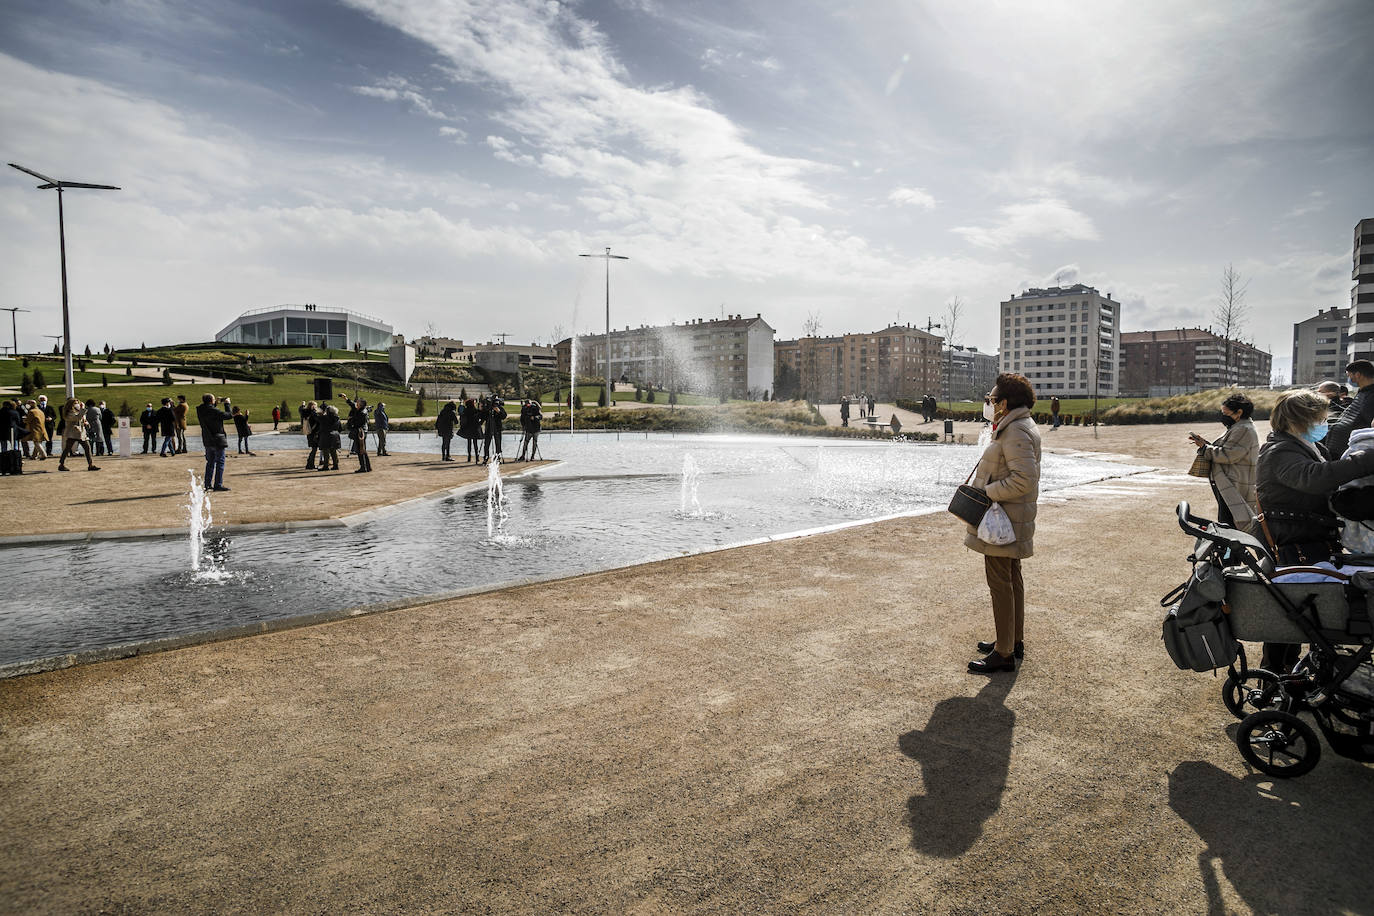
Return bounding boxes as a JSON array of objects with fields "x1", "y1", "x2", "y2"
[
  {"x1": 983, "y1": 401, "x2": 997, "y2": 422},
  {"x1": 1301, "y1": 421, "x2": 1329, "y2": 444},
  {"x1": 1220, "y1": 415, "x2": 1236, "y2": 428}
]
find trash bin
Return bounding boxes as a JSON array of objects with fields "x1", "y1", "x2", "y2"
[
  {"x1": 313, "y1": 377, "x2": 334, "y2": 401},
  {"x1": 943, "y1": 419, "x2": 954, "y2": 441}
]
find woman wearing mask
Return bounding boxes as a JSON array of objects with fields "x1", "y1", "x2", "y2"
[
  {"x1": 1254, "y1": 390, "x2": 1374, "y2": 671},
  {"x1": 965, "y1": 373, "x2": 1042, "y2": 674},
  {"x1": 1188, "y1": 393, "x2": 1259, "y2": 528},
  {"x1": 57, "y1": 396, "x2": 99, "y2": 471}
]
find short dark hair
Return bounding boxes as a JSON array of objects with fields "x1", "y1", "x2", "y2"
[
  {"x1": 202, "y1": 394, "x2": 214, "y2": 404},
  {"x1": 993, "y1": 373, "x2": 1036, "y2": 410},
  {"x1": 1222, "y1": 393, "x2": 1254, "y2": 419},
  {"x1": 1347, "y1": 360, "x2": 1374, "y2": 378}
]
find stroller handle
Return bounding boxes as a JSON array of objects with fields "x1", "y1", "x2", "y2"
[
  {"x1": 1176, "y1": 501, "x2": 1213, "y2": 539},
  {"x1": 1175, "y1": 501, "x2": 1274, "y2": 563}
]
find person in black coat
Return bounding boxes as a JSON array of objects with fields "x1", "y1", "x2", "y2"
[
  {"x1": 435, "y1": 401, "x2": 457, "y2": 461},
  {"x1": 156, "y1": 398, "x2": 177, "y2": 456},
  {"x1": 1255, "y1": 390, "x2": 1374, "y2": 672},
  {"x1": 301, "y1": 402, "x2": 320, "y2": 469},
  {"x1": 1324, "y1": 359, "x2": 1374, "y2": 458},
  {"x1": 374, "y1": 401, "x2": 390, "y2": 456},
  {"x1": 36, "y1": 394, "x2": 56, "y2": 453},
  {"x1": 515, "y1": 398, "x2": 543, "y2": 461},
  {"x1": 459, "y1": 398, "x2": 481, "y2": 462},
  {"x1": 0, "y1": 400, "x2": 23, "y2": 452},
  {"x1": 100, "y1": 402, "x2": 116, "y2": 455},
  {"x1": 483, "y1": 397, "x2": 507, "y2": 462},
  {"x1": 140, "y1": 402, "x2": 157, "y2": 454},
  {"x1": 315, "y1": 404, "x2": 342, "y2": 471},
  {"x1": 195, "y1": 394, "x2": 234, "y2": 490},
  {"x1": 346, "y1": 397, "x2": 371, "y2": 472}
]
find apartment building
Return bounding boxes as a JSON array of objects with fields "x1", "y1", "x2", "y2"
[
  {"x1": 1120, "y1": 328, "x2": 1272, "y2": 396},
  {"x1": 555, "y1": 314, "x2": 774, "y2": 398},
  {"x1": 1292, "y1": 306, "x2": 1350, "y2": 386},
  {"x1": 774, "y1": 325, "x2": 943, "y2": 403},
  {"x1": 999, "y1": 284, "x2": 1121, "y2": 396},
  {"x1": 1348, "y1": 218, "x2": 1374, "y2": 361},
  {"x1": 942, "y1": 345, "x2": 999, "y2": 402}
]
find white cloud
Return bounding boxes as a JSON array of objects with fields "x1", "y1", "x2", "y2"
[
  {"x1": 952, "y1": 199, "x2": 1099, "y2": 249},
  {"x1": 983, "y1": 163, "x2": 1149, "y2": 206},
  {"x1": 888, "y1": 186, "x2": 935, "y2": 210},
  {"x1": 350, "y1": 75, "x2": 458, "y2": 121}
]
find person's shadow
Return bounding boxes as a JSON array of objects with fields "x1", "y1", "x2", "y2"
[
  {"x1": 1169, "y1": 758, "x2": 1374, "y2": 914},
  {"x1": 898, "y1": 673, "x2": 1016, "y2": 856}
]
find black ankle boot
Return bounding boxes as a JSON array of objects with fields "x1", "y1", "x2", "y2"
[
  {"x1": 968, "y1": 650, "x2": 1016, "y2": 674},
  {"x1": 976, "y1": 640, "x2": 1024, "y2": 659}
]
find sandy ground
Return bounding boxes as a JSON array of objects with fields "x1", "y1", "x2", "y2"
[
  {"x1": 0, "y1": 447, "x2": 547, "y2": 536},
  {"x1": 2, "y1": 422, "x2": 1371, "y2": 915}
]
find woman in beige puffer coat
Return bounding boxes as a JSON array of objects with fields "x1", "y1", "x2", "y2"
[{"x1": 965, "y1": 373, "x2": 1042, "y2": 674}]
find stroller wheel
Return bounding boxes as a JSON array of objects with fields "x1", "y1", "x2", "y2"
[
  {"x1": 1236, "y1": 710, "x2": 1321, "y2": 778},
  {"x1": 1222, "y1": 669, "x2": 1284, "y2": 720}
]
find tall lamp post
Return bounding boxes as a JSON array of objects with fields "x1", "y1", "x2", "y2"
[
  {"x1": 9, "y1": 163, "x2": 120, "y2": 399},
  {"x1": 0, "y1": 307, "x2": 30, "y2": 357},
  {"x1": 579, "y1": 247, "x2": 629, "y2": 409}
]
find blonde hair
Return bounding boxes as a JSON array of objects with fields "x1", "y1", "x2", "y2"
[{"x1": 1270, "y1": 390, "x2": 1328, "y2": 436}]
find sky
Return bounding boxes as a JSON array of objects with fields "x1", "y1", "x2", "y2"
[{"x1": 2, "y1": 0, "x2": 1371, "y2": 379}]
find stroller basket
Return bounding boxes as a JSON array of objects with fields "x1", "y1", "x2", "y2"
[{"x1": 1225, "y1": 573, "x2": 1373, "y2": 645}]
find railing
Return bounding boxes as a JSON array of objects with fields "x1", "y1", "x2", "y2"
[{"x1": 231, "y1": 304, "x2": 388, "y2": 325}]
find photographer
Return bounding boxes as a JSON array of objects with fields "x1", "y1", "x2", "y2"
[
  {"x1": 316, "y1": 404, "x2": 342, "y2": 471},
  {"x1": 516, "y1": 398, "x2": 542, "y2": 461},
  {"x1": 195, "y1": 394, "x2": 233, "y2": 491},
  {"x1": 344, "y1": 396, "x2": 372, "y2": 473},
  {"x1": 483, "y1": 396, "x2": 507, "y2": 462},
  {"x1": 374, "y1": 401, "x2": 390, "y2": 457}
]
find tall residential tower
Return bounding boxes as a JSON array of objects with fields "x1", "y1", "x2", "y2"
[{"x1": 998, "y1": 284, "x2": 1120, "y2": 397}]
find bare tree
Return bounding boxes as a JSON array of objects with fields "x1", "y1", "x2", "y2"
[
  {"x1": 549, "y1": 324, "x2": 565, "y2": 346},
  {"x1": 943, "y1": 296, "x2": 964, "y2": 408},
  {"x1": 801, "y1": 311, "x2": 822, "y2": 403},
  {"x1": 802, "y1": 311, "x2": 821, "y2": 337},
  {"x1": 1215, "y1": 264, "x2": 1250, "y2": 387}
]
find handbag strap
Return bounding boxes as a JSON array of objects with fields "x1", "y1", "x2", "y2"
[{"x1": 1254, "y1": 495, "x2": 1278, "y2": 555}]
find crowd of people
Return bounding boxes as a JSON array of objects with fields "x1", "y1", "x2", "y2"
[{"x1": 430, "y1": 395, "x2": 542, "y2": 463}]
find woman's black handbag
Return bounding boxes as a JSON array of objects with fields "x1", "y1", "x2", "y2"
[{"x1": 948, "y1": 467, "x2": 991, "y2": 526}]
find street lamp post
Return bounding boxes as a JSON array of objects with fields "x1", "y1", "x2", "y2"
[
  {"x1": 0, "y1": 308, "x2": 30, "y2": 357},
  {"x1": 579, "y1": 247, "x2": 629, "y2": 410},
  {"x1": 9, "y1": 163, "x2": 120, "y2": 400}
]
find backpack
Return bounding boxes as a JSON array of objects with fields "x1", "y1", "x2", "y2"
[{"x1": 1161, "y1": 560, "x2": 1240, "y2": 672}]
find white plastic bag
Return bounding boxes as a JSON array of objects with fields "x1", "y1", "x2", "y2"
[{"x1": 977, "y1": 502, "x2": 1016, "y2": 546}]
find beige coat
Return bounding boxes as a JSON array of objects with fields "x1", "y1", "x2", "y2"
[
  {"x1": 964, "y1": 406, "x2": 1043, "y2": 559},
  {"x1": 1203, "y1": 418, "x2": 1258, "y2": 526}
]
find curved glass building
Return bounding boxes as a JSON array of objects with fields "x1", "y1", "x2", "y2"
[{"x1": 215, "y1": 304, "x2": 393, "y2": 351}]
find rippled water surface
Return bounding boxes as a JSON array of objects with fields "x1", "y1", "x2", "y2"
[{"x1": 0, "y1": 432, "x2": 1147, "y2": 666}]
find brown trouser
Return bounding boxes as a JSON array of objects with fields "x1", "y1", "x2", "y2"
[{"x1": 984, "y1": 555, "x2": 1025, "y2": 657}]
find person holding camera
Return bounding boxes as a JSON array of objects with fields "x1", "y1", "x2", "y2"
[
  {"x1": 374, "y1": 401, "x2": 390, "y2": 456},
  {"x1": 515, "y1": 398, "x2": 542, "y2": 461},
  {"x1": 345, "y1": 396, "x2": 372, "y2": 473},
  {"x1": 195, "y1": 394, "x2": 234, "y2": 491},
  {"x1": 483, "y1": 396, "x2": 507, "y2": 462}
]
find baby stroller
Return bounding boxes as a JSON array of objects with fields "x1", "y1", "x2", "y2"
[{"x1": 1162, "y1": 501, "x2": 1374, "y2": 777}]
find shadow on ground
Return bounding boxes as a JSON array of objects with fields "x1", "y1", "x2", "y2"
[
  {"x1": 1169, "y1": 759, "x2": 1374, "y2": 914},
  {"x1": 898, "y1": 674, "x2": 1016, "y2": 856}
]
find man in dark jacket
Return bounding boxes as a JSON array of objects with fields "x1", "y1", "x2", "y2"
[
  {"x1": 100, "y1": 401, "x2": 116, "y2": 454},
  {"x1": 140, "y1": 402, "x2": 157, "y2": 454},
  {"x1": 301, "y1": 401, "x2": 320, "y2": 469},
  {"x1": 195, "y1": 394, "x2": 234, "y2": 491},
  {"x1": 515, "y1": 398, "x2": 542, "y2": 461},
  {"x1": 156, "y1": 397, "x2": 177, "y2": 456},
  {"x1": 482, "y1": 397, "x2": 507, "y2": 461},
  {"x1": 373, "y1": 401, "x2": 389, "y2": 456},
  {"x1": 1324, "y1": 360, "x2": 1374, "y2": 458}
]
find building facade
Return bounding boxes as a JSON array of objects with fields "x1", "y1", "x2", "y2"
[
  {"x1": 1348, "y1": 218, "x2": 1374, "y2": 361},
  {"x1": 1292, "y1": 307, "x2": 1350, "y2": 386},
  {"x1": 216, "y1": 304, "x2": 393, "y2": 351},
  {"x1": 773, "y1": 325, "x2": 943, "y2": 403},
  {"x1": 555, "y1": 314, "x2": 775, "y2": 398},
  {"x1": 1120, "y1": 328, "x2": 1272, "y2": 396},
  {"x1": 999, "y1": 284, "x2": 1121, "y2": 397},
  {"x1": 942, "y1": 345, "x2": 999, "y2": 402}
]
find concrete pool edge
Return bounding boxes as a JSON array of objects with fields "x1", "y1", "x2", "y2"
[{"x1": 0, "y1": 465, "x2": 1158, "y2": 680}]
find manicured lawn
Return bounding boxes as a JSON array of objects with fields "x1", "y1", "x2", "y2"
[{"x1": 0, "y1": 360, "x2": 126, "y2": 388}]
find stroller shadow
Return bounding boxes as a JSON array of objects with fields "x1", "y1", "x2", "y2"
[
  {"x1": 898, "y1": 673, "x2": 1017, "y2": 856},
  {"x1": 1169, "y1": 759, "x2": 1374, "y2": 914}
]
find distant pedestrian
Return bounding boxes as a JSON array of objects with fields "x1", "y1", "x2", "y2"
[
  {"x1": 23, "y1": 400, "x2": 48, "y2": 460},
  {"x1": 316, "y1": 404, "x2": 342, "y2": 471},
  {"x1": 58, "y1": 396, "x2": 99, "y2": 472},
  {"x1": 174, "y1": 395, "x2": 189, "y2": 453},
  {"x1": 436, "y1": 401, "x2": 458, "y2": 461},
  {"x1": 140, "y1": 402, "x2": 157, "y2": 454},
  {"x1": 157, "y1": 397, "x2": 177, "y2": 456},
  {"x1": 195, "y1": 394, "x2": 233, "y2": 490},
  {"x1": 271, "y1": 405, "x2": 281, "y2": 431},
  {"x1": 0, "y1": 400, "x2": 22, "y2": 453},
  {"x1": 1050, "y1": 396, "x2": 1061, "y2": 430},
  {"x1": 374, "y1": 401, "x2": 390, "y2": 456},
  {"x1": 36, "y1": 395, "x2": 55, "y2": 453},
  {"x1": 840, "y1": 397, "x2": 850, "y2": 427},
  {"x1": 302, "y1": 401, "x2": 320, "y2": 469},
  {"x1": 516, "y1": 398, "x2": 542, "y2": 461},
  {"x1": 84, "y1": 399, "x2": 105, "y2": 457},
  {"x1": 868, "y1": 394, "x2": 876, "y2": 418},
  {"x1": 232, "y1": 406, "x2": 255, "y2": 455},
  {"x1": 100, "y1": 401, "x2": 116, "y2": 454},
  {"x1": 459, "y1": 398, "x2": 482, "y2": 462},
  {"x1": 483, "y1": 397, "x2": 507, "y2": 461}
]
